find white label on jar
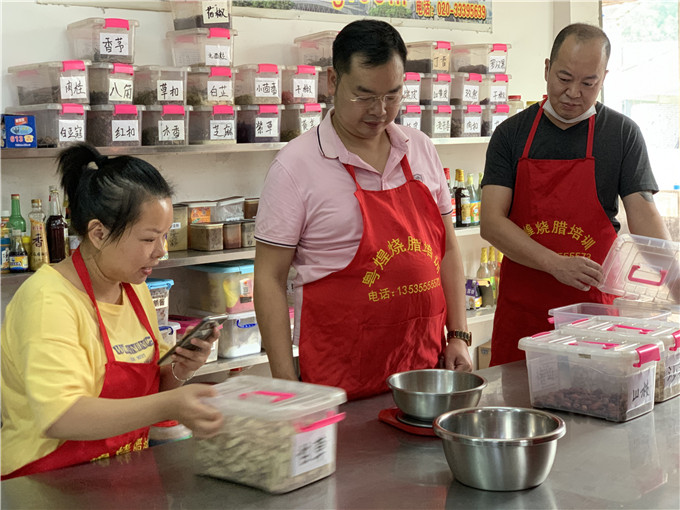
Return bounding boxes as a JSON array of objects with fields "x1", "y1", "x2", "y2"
[
  {"x1": 628, "y1": 367, "x2": 654, "y2": 410},
  {"x1": 112, "y1": 120, "x2": 139, "y2": 142},
  {"x1": 109, "y1": 78, "x2": 133, "y2": 102},
  {"x1": 664, "y1": 352, "x2": 680, "y2": 389},
  {"x1": 463, "y1": 84, "x2": 479, "y2": 103},
  {"x1": 205, "y1": 44, "x2": 231, "y2": 66},
  {"x1": 403, "y1": 84, "x2": 420, "y2": 103},
  {"x1": 298, "y1": 113, "x2": 322, "y2": 134},
  {"x1": 254, "y1": 116, "x2": 279, "y2": 138},
  {"x1": 58, "y1": 119, "x2": 85, "y2": 142},
  {"x1": 255, "y1": 78, "x2": 279, "y2": 99},
  {"x1": 491, "y1": 114, "x2": 508, "y2": 132},
  {"x1": 432, "y1": 83, "x2": 449, "y2": 102},
  {"x1": 290, "y1": 423, "x2": 336, "y2": 477},
  {"x1": 158, "y1": 120, "x2": 185, "y2": 141},
  {"x1": 202, "y1": 1, "x2": 230, "y2": 24},
  {"x1": 491, "y1": 86, "x2": 507, "y2": 103},
  {"x1": 463, "y1": 115, "x2": 481, "y2": 135},
  {"x1": 489, "y1": 55, "x2": 506, "y2": 73},
  {"x1": 402, "y1": 117, "x2": 421, "y2": 131},
  {"x1": 157, "y1": 80, "x2": 184, "y2": 102},
  {"x1": 100, "y1": 32, "x2": 130, "y2": 56},
  {"x1": 207, "y1": 80, "x2": 233, "y2": 101},
  {"x1": 170, "y1": 222, "x2": 182, "y2": 230},
  {"x1": 433, "y1": 116, "x2": 451, "y2": 135},
  {"x1": 529, "y1": 357, "x2": 559, "y2": 393},
  {"x1": 292, "y1": 78, "x2": 316, "y2": 99},
  {"x1": 209, "y1": 119, "x2": 235, "y2": 140},
  {"x1": 60, "y1": 76, "x2": 87, "y2": 100}
]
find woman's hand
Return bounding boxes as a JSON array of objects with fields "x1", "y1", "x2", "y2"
[
  {"x1": 173, "y1": 384, "x2": 224, "y2": 438},
  {"x1": 171, "y1": 324, "x2": 221, "y2": 379}
]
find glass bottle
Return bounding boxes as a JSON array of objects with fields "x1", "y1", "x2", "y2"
[
  {"x1": 467, "y1": 173, "x2": 480, "y2": 226},
  {"x1": 9, "y1": 229, "x2": 28, "y2": 273},
  {"x1": 29, "y1": 199, "x2": 50, "y2": 271},
  {"x1": 63, "y1": 193, "x2": 72, "y2": 257},
  {"x1": 476, "y1": 247, "x2": 493, "y2": 307},
  {"x1": 443, "y1": 167, "x2": 456, "y2": 226},
  {"x1": 454, "y1": 168, "x2": 470, "y2": 228},
  {"x1": 1, "y1": 210, "x2": 10, "y2": 274},
  {"x1": 8, "y1": 194, "x2": 27, "y2": 236},
  {"x1": 46, "y1": 186, "x2": 68, "y2": 264},
  {"x1": 495, "y1": 250, "x2": 504, "y2": 292},
  {"x1": 488, "y1": 245, "x2": 498, "y2": 303}
]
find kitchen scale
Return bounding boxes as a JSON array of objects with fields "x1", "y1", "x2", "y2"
[{"x1": 378, "y1": 407, "x2": 438, "y2": 437}]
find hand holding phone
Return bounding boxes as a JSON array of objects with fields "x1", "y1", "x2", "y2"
[{"x1": 158, "y1": 314, "x2": 230, "y2": 366}]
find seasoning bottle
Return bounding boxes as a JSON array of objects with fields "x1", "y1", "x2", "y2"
[
  {"x1": 62, "y1": 193, "x2": 71, "y2": 257},
  {"x1": 476, "y1": 247, "x2": 493, "y2": 307},
  {"x1": 9, "y1": 229, "x2": 28, "y2": 273},
  {"x1": 46, "y1": 186, "x2": 68, "y2": 263},
  {"x1": 29, "y1": 199, "x2": 50, "y2": 271},
  {"x1": 454, "y1": 168, "x2": 470, "y2": 228},
  {"x1": 8, "y1": 194, "x2": 27, "y2": 236},
  {"x1": 1, "y1": 210, "x2": 10, "y2": 274},
  {"x1": 467, "y1": 173, "x2": 480, "y2": 226},
  {"x1": 488, "y1": 245, "x2": 498, "y2": 303},
  {"x1": 443, "y1": 167, "x2": 456, "y2": 226}
]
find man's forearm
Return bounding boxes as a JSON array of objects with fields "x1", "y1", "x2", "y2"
[{"x1": 255, "y1": 288, "x2": 298, "y2": 380}]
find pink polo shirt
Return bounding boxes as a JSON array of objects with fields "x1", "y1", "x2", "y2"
[{"x1": 255, "y1": 109, "x2": 453, "y2": 340}]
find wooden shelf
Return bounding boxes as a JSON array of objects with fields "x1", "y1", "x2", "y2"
[
  {"x1": 195, "y1": 346, "x2": 298, "y2": 376},
  {"x1": 466, "y1": 306, "x2": 495, "y2": 325}
]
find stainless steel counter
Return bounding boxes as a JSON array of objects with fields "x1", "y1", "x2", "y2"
[{"x1": 3, "y1": 361, "x2": 679, "y2": 509}]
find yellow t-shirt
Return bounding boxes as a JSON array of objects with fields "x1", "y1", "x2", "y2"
[{"x1": 1, "y1": 264, "x2": 169, "y2": 475}]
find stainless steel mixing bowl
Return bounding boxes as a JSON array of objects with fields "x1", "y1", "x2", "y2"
[
  {"x1": 386, "y1": 369, "x2": 487, "y2": 421},
  {"x1": 434, "y1": 407, "x2": 566, "y2": 491}
]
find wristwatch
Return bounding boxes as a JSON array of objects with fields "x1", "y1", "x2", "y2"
[{"x1": 447, "y1": 330, "x2": 472, "y2": 347}]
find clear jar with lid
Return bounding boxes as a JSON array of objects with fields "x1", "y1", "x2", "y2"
[
  {"x1": 395, "y1": 105, "x2": 422, "y2": 132},
  {"x1": 88, "y1": 63, "x2": 134, "y2": 104},
  {"x1": 8, "y1": 60, "x2": 90, "y2": 105},
  {"x1": 187, "y1": 66, "x2": 235, "y2": 106},
  {"x1": 281, "y1": 65, "x2": 320, "y2": 104},
  {"x1": 508, "y1": 95, "x2": 524, "y2": 116},
  {"x1": 234, "y1": 64, "x2": 281, "y2": 105},
  {"x1": 133, "y1": 65, "x2": 189, "y2": 105}
]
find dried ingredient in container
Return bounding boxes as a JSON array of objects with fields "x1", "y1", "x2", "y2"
[
  {"x1": 405, "y1": 60, "x2": 434, "y2": 73},
  {"x1": 451, "y1": 118, "x2": 462, "y2": 137},
  {"x1": 89, "y1": 91, "x2": 110, "y2": 104},
  {"x1": 133, "y1": 90, "x2": 158, "y2": 106},
  {"x1": 281, "y1": 129, "x2": 301, "y2": 142},
  {"x1": 173, "y1": 16, "x2": 204, "y2": 30},
  {"x1": 37, "y1": 136, "x2": 58, "y2": 148},
  {"x1": 235, "y1": 94, "x2": 254, "y2": 105},
  {"x1": 533, "y1": 388, "x2": 630, "y2": 422},
  {"x1": 236, "y1": 121, "x2": 278, "y2": 143},
  {"x1": 142, "y1": 126, "x2": 185, "y2": 146},
  {"x1": 187, "y1": 90, "x2": 207, "y2": 106},
  {"x1": 87, "y1": 112, "x2": 139, "y2": 147},
  {"x1": 281, "y1": 91, "x2": 294, "y2": 105},
  {"x1": 481, "y1": 120, "x2": 492, "y2": 136},
  {"x1": 458, "y1": 64, "x2": 488, "y2": 74},
  {"x1": 18, "y1": 86, "x2": 60, "y2": 105}
]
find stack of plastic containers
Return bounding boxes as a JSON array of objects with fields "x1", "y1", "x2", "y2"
[{"x1": 233, "y1": 64, "x2": 282, "y2": 143}]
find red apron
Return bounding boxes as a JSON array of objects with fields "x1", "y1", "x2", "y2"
[
  {"x1": 490, "y1": 100, "x2": 617, "y2": 366},
  {"x1": 3, "y1": 247, "x2": 161, "y2": 479},
  {"x1": 299, "y1": 156, "x2": 447, "y2": 400}
]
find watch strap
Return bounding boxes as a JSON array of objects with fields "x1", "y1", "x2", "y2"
[{"x1": 447, "y1": 329, "x2": 472, "y2": 346}]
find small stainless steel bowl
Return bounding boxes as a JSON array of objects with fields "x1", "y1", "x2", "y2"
[
  {"x1": 386, "y1": 369, "x2": 487, "y2": 422},
  {"x1": 434, "y1": 407, "x2": 566, "y2": 491}
]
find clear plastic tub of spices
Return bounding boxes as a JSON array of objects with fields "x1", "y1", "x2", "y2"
[
  {"x1": 451, "y1": 104, "x2": 482, "y2": 137},
  {"x1": 186, "y1": 66, "x2": 235, "y2": 105},
  {"x1": 420, "y1": 73, "x2": 451, "y2": 105},
  {"x1": 5, "y1": 103, "x2": 89, "y2": 148},
  {"x1": 141, "y1": 104, "x2": 191, "y2": 145},
  {"x1": 213, "y1": 196, "x2": 245, "y2": 222},
  {"x1": 450, "y1": 72, "x2": 482, "y2": 105},
  {"x1": 480, "y1": 73, "x2": 510, "y2": 104},
  {"x1": 236, "y1": 105, "x2": 281, "y2": 143},
  {"x1": 67, "y1": 18, "x2": 139, "y2": 64},
  {"x1": 187, "y1": 308, "x2": 261, "y2": 358},
  {"x1": 88, "y1": 63, "x2": 134, "y2": 104},
  {"x1": 145, "y1": 278, "x2": 174, "y2": 326},
  {"x1": 421, "y1": 105, "x2": 451, "y2": 138},
  {"x1": 317, "y1": 67, "x2": 332, "y2": 104},
  {"x1": 402, "y1": 72, "x2": 422, "y2": 105},
  {"x1": 405, "y1": 41, "x2": 451, "y2": 73},
  {"x1": 281, "y1": 103, "x2": 324, "y2": 142},
  {"x1": 186, "y1": 260, "x2": 255, "y2": 314},
  {"x1": 8, "y1": 60, "x2": 90, "y2": 105},
  {"x1": 234, "y1": 64, "x2": 281, "y2": 105},
  {"x1": 167, "y1": 28, "x2": 236, "y2": 67},
  {"x1": 293, "y1": 30, "x2": 338, "y2": 67},
  {"x1": 481, "y1": 104, "x2": 509, "y2": 136},
  {"x1": 281, "y1": 65, "x2": 320, "y2": 104},
  {"x1": 451, "y1": 43, "x2": 511, "y2": 74},
  {"x1": 86, "y1": 104, "x2": 144, "y2": 147},
  {"x1": 133, "y1": 66, "x2": 189, "y2": 105},
  {"x1": 189, "y1": 104, "x2": 238, "y2": 144},
  {"x1": 169, "y1": 0, "x2": 232, "y2": 30},
  {"x1": 395, "y1": 104, "x2": 422, "y2": 132},
  {"x1": 508, "y1": 95, "x2": 524, "y2": 116}
]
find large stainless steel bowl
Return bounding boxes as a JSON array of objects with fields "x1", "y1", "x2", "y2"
[
  {"x1": 434, "y1": 407, "x2": 566, "y2": 491},
  {"x1": 386, "y1": 369, "x2": 487, "y2": 421}
]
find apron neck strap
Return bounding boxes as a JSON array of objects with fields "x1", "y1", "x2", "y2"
[
  {"x1": 343, "y1": 156, "x2": 413, "y2": 190},
  {"x1": 524, "y1": 99, "x2": 596, "y2": 158}
]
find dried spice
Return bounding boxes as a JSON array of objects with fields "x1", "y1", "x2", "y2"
[
  {"x1": 236, "y1": 121, "x2": 278, "y2": 143},
  {"x1": 450, "y1": 117, "x2": 463, "y2": 137},
  {"x1": 133, "y1": 90, "x2": 157, "y2": 106},
  {"x1": 89, "y1": 91, "x2": 110, "y2": 105},
  {"x1": 17, "y1": 86, "x2": 60, "y2": 105},
  {"x1": 405, "y1": 59, "x2": 434, "y2": 73},
  {"x1": 142, "y1": 126, "x2": 186, "y2": 146},
  {"x1": 235, "y1": 94, "x2": 254, "y2": 105},
  {"x1": 457, "y1": 64, "x2": 488, "y2": 74},
  {"x1": 87, "y1": 113, "x2": 139, "y2": 147}
]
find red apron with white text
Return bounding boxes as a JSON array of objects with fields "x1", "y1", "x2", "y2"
[
  {"x1": 3, "y1": 247, "x2": 161, "y2": 479},
  {"x1": 490, "y1": 100, "x2": 617, "y2": 366},
  {"x1": 299, "y1": 156, "x2": 447, "y2": 400}
]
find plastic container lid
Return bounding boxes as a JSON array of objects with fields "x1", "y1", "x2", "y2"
[
  {"x1": 5, "y1": 103, "x2": 90, "y2": 114},
  {"x1": 89, "y1": 104, "x2": 145, "y2": 113},
  {"x1": 293, "y1": 30, "x2": 339, "y2": 44},
  {"x1": 145, "y1": 278, "x2": 175, "y2": 290},
  {"x1": 67, "y1": 18, "x2": 140, "y2": 30},
  {"x1": 167, "y1": 27, "x2": 236, "y2": 38},
  {"x1": 8, "y1": 60, "x2": 91, "y2": 73}
]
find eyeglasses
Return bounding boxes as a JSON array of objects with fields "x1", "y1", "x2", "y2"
[{"x1": 347, "y1": 93, "x2": 404, "y2": 108}]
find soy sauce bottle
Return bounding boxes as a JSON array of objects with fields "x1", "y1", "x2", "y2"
[{"x1": 46, "y1": 186, "x2": 68, "y2": 263}]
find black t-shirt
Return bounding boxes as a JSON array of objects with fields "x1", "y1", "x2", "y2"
[{"x1": 482, "y1": 102, "x2": 658, "y2": 232}]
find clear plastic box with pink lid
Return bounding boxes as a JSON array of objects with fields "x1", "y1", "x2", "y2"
[
  {"x1": 88, "y1": 63, "x2": 134, "y2": 104},
  {"x1": 451, "y1": 104, "x2": 482, "y2": 137},
  {"x1": 281, "y1": 103, "x2": 325, "y2": 142},
  {"x1": 167, "y1": 28, "x2": 236, "y2": 67},
  {"x1": 293, "y1": 31, "x2": 338, "y2": 67},
  {"x1": 395, "y1": 105, "x2": 422, "y2": 132},
  {"x1": 133, "y1": 65, "x2": 189, "y2": 105},
  {"x1": 451, "y1": 43, "x2": 511, "y2": 74},
  {"x1": 5, "y1": 103, "x2": 89, "y2": 148},
  {"x1": 169, "y1": 0, "x2": 232, "y2": 30},
  {"x1": 402, "y1": 72, "x2": 422, "y2": 104},
  {"x1": 281, "y1": 65, "x2": 321, "y2": 104},
  {"x1": 8, "y1": 60, "x2": 90, "y2": 105},
  {"x1": 189, "y1": 104, "x2": 238, "y2": 144},
  {"x1": 236, "y1": 104, "x2": 280, "y2": 143},
  {"x1": 187, "y1": 66, "x2": 235, "y2": 105},
  {"x1": 481, "y1": 104, "x2": 509, "y2": 136},
  {"x1": 67, "y1": 18, "x2": 139, "y2": 64},
  {"x1": 86, "y1": 104, "x2": 144, "y2": 147},
  {"x1": 421, "y1": 105, "x2": 451, "y2": 138},
  {"x1": 480, "y1": 73, "x2": 511, "y2": 104},
  {"x1": 405, "y1": 41, "x2": 451, "y2": 73},
  {"x1": 234, "y1": 64, "x2": 281, "y2": 105},
  {"x1": 450, "y1": 72, "x2": 482, "y2": 105},
  {"x1": 141, "y1": 104, "x2": 191, "y2": 145},
  {"x1": 420, "y1": 73, "x2": 451, "y2": 105},
  {"x1": 317, "y1": 67, "x2": 332, "y2": 104}
]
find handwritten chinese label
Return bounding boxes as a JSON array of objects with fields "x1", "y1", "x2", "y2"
[
  {"x1": 298, "y1": 113, "x2": 322, "y2": 134},
  {"x1": 58, "y1": 119, "x2": 85, "y2": 142},
  {"x1": 157, "y1": 80, "x2": 184, "y2": 102},
  {"x1": 60, "y1": 76, "x2": 87, "y2": 101},
  {"x1": 292, "y1": 78, "x2": 316, "y2": 99},
  {"x1": 100, "y1": 33, "x2": 129, "y2": 57},
  {"x1": 158, "y1": 120, "x2": 185, "y2": 142},
  {"x1": 254, "y1": 116, "x2": 279, "y2": 138},
  {"x1": 492, "y1": 114, "x2": 508, "y2": 132},
  {"x1": 109, "y1": 78, "x2": 133, "y2": 102},
  {"x1": 402, "y1": 117, "x2": 421, "y2": 131},
  {"x1": 491, "y1": 85, "x2": 507, "y2": 103},
  {"x1": 489, "y1": 55, "x2": 507, "y2": 73},
  {"x1": 628, "y1": 368, "x2": 654, "y2": 410},
  {"x1": 403, "y1": 84, "x2": 420, "y2": 103},
  {"x1": 664, "y1": 356, "x2": 680, "y2": 391},
  {"x1": 432, "y1": 83, "x2": 449, "y2": 102},
  {"x1": 111, "y1": 120, "x2": 139, "y2": 142},
  {"x1": 207, "y1": 80, "x2": 233, "y2": 102},
  {"x1": 209, "y1": 119, "x2": 235, "y2": 141},
  {"x1": 463, "y1": 84, "x2": 479, "y2": 103},
  {"x1": 255, "y1": 78, "x2": 279, "y2": 99},
  {"x1": 202, "y1": 1, "x2": 230, "y2": 24},
  {"x1": 463, "y1": 114, "x2": 481, "y2": 135},
  {"x1": 530, "y1": 357, "x2": 559, "y2": 393},
  {"x1": 433, "y1": 115, "x2": 451, "y2": 135},
  {"x1": 205, "y1": 44, "x2": 231, "y2": 66},
  {"x1": 290, "y1": 424, "x2": 335, "y2": 477}
]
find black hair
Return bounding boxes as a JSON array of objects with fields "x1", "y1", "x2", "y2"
[
  {"x1": 332, "y1": 19, "x2": 407, "y2": 79},
  {"x1": 549, "y1": 23, "x2": 611, "y2": 67},
  {"x1": 57, "y1": 143, "x2": 173, "y2": 243}
]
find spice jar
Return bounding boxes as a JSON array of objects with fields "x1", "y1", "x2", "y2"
[{"x1": 243, "y1": 198, "x2": 259, "y2": 219}]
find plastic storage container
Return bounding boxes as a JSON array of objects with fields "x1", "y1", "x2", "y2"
[
  {"x1": 421, "y1": 105, "x2": 451, "y2": 138},
  {"x1": 133, "y1": 65, "x2": 189, "y2": 105},
  {"x1": 402, "y1": 72, "x2": 422, "y2": 104},
  {"x1": 167, "y1": 28, "x2": 236, "y2": 67},
  {"x1": 189, "y1": 104, "x2": 238, "y2": 144},
  {"x1": 8, "y1": 60, "x2": 90, "y2": 105},
  {"x1": 182, "y1": 200, "x2": 215, "y2": 224},
  {"x1": 549, "y1": 301, "x2": 672, "y2": 328},
  {"x1": 195, "y1": 375, "x2": 347, "y2": 493},
  {"x1": 508, "y1": 95, "x2": 524, "y2": 116},
  {"x1": 159, "y1": 321, "x2": 180, "y2": 349},
  {"x1": 405, "y1": 41, "x2": 451, "y2": 73},
  {"x1": 481, "y1": 104, "x2": 509, "y2": 136},
  {"x1": 317, "y1": 67, "x2": 332, "y2": 104},
  {"x1": 450, "y1": 72, "x2": 482, "y2": 105},
  {"x1": 234, "y1": 64, "x2": 282, "y2": 105},
  {"x1": 281, "y1": 103, "x2": 324, "y2": 142},
  {"x1": 480, "y1": 73, "x2": 510, "y2": 104},
  {"x1": 5, "y1": 103, "x2": 89, "y2": 148},
  {"x1": 223, "y1": 221, "x2": 242, "y2": 249},
  {"x1": 169, "y1": 0, "x2": 232, "y2": 30},
  {"x1": 519, "y1": 330, "x2": 659, "y2": 422},
  {"x1": 186, "y1": 260, "x2": 255, "y2": 314},
  {"x1": 241, "y1": 219, "x2": 255, "y2": 247},
  {"x1": 236, "y1": 105, "x2": 280, "y2": 143},
  {"x1": 86, "y1": 104, "x2": 143, "y2": 147},
  {"x1": 451, "y1": 43, "x2": 511, "y2": 74},
  {"x1": 451, "y1": 104, "x2": 482, "y2": 137},
  {"x1": 187, "y1": 66, "x2": 235, "y2": 105},
  {"x1": 168, "y1": 204, "x2": 188, "y2": 252},
  {"x1": 213, "y1": 196, "x2": 244, "y2": 222},
  {"x1": 170, "y1": 314, "x2": 218, "y2": 362},
  {"x1": 145, "y1": 278, "x2": 174, "y2": 326},
  {"x1": 67, "y1": 18, "x2": 139, "y2": 64},
  {"x1": 141, "y1": 104, "x2": 191, "y2": 145},
  {"x1": 293, "y1": 31, "x2": 338, "y2": 67},
  {"x1": 88, "y1": 63, "x2": 134, "y2": 104},
  {"x1": 190, "y1": 223, "x2": 224, "y2": 251},
  {"x1": 558, "y1": 316, "x2": 680, "y2": 402},
  {"x1": 395, "y1": 104, "x2": 422, "y2": 131},
  {"x1": 190, "y1": 308, "x2": 261, "y2": 358},
  {"x1": 282, "y1": 65, "x2": 320, "y2": 104},
  {"x1": 420, "y1": 73, "x2": 451, "y2": 105}
]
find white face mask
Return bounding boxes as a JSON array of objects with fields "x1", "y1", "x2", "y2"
[{"x1": 543, "y1": 98, "x2": 596, "y2": 124}]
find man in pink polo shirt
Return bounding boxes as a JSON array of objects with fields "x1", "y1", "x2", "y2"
[{"x1": 254, "y1": 20, "x2": 472, "y2": 400}]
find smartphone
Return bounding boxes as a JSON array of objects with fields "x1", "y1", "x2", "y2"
[{"x1": 157, "y1": 314, "x2": 230, "y2": 366}]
